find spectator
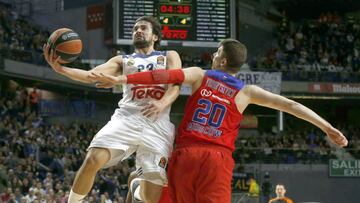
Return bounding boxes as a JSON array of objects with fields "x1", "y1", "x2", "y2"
[
  {"x1": 29, "y1": 88, "x2": 39, "y2": 115},
  {"x1": 262, "y1": 172, "x2": 272, "y2": 203},
  {"x1": 25, "y1": 188, "x2": 36, "y2": 202},
  {"x1": 0, "y1": 187, "x2": 13, "y2": 202},
  {"x1": 269, "y1": 184, "x2": 294, "y2": 203},
  {"x1": 248, "y1": 175, "x2": 260, "y2": 203},
  {"x1": 14, "y1": 187, "x2": 23, "y2": 203}
]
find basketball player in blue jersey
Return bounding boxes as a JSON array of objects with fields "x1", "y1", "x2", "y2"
[{"x1": 43, "y1": 16, "x2": 181, "y2": 203}]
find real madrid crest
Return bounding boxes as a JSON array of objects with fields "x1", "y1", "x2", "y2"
[
  {"x1": 127, "y1": 57, "x2": 135, "y2": 66},
  {"x1": 156, "y1": 56, "x2": 165, "y2": 69}
]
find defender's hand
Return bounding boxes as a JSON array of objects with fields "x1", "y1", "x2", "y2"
[
  {"x1": 141, "y1": 100, "x2": 167, "y2": 119},
  {"x1": 325, "y1": 126, "x2": 348, "y2": 147},
  {"x1": 88, "y1": 72, "x2": 127, "y2": 88}
]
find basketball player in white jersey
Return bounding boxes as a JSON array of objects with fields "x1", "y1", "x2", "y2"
[{"x1": 43, "y1": 16, "x2": 181, "y2": 203}]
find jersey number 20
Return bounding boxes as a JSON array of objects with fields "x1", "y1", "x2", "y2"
[{"x1": 192, "y1": 99, "x2": 226, "y2": 128}]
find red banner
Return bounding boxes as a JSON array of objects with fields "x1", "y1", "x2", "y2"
[
  {"x1": 87, "y1": 4, "x2": 105, "y2": 30},
  {"x1": 309, "y1": 83, "x2": 360, "y2": 94}
]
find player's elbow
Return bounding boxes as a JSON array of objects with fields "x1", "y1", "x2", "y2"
[{"x1": 289, "y1": 100, "x2": 301, "y2": 109}]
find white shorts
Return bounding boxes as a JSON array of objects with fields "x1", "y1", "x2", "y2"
[
  {"x1": 105, "y1": 147, "x2": 168, "y2": 185},
  {"x1": 88, "y1": 108, "x2": 174, "y2": 184}
]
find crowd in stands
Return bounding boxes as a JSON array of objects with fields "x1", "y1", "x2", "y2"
[
  {"x1": 1, "y1": 3, "x2": 360, "y2": 83},
  {"x1": 1, "y1": 84, "x2": 359, "y2": 202},
  {"x1": 179, "y1": 51, "x2": 212, "y2": 69},
  {"x1": 234, "y1": 129, "x2": 336, "y2": 164},
  {"x1": 0, "y1": 87, "x2": 133, "y2": 203},
  {"x1": 0, "y1": 4, "x2": 88, "y2": 70},
  {"x1": 234, "y1": 122, "x2": 360, "y2": 164},
  {"x1": 251, "y1": 12, "x2": 360, "y2": 76},
  {"x1": 0, "y1": 3, "x2": 214, "y2": 72},
  {"x1": 1, "y1": 4, "x2": 360, "y2": 202},
  {"x1": 0, "y1": 5, "x2": 49, "y2": 65}
]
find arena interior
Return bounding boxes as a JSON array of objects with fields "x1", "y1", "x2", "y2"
[{"x1": 0, "y1": 0, "x2": 359, "y2": 203}]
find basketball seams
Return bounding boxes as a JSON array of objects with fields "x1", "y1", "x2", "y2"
[
  {"x1": 48, "y1": 28, "x2": 72, "y2": 49},
  {"x1": 53, "y1": 31, "x2": 80, "y2": 48},
  {"x1": 56, "y1": 40, "x2": 82, "y2": 54},
  {"x1": 55, "y1": 50, "x2": 80, "y2": 62},
  {"x1": 48, "y1": 28, "x2": 82, "y2": 63}
]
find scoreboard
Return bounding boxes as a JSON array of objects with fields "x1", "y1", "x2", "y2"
[{"x1": 114, "y1": 0, "x2": 236, "y2": 47}]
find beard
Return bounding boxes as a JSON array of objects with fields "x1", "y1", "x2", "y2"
[{"x1": 133, "y1": 38, "x2": 151, "y2": 49}]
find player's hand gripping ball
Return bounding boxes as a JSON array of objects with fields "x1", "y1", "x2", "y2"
[{"x1": 47, "y1": 28, "x2": 82, "y2": 64}]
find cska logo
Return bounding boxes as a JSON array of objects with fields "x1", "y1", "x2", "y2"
[
  {"x1": 200, "y1": 89, "x2": 212, "y2": 97},
  {"x1": 131, "y1": 85, "x2": 165, "y2": 100}
]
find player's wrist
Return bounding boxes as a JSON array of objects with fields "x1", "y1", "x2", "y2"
[
  {"x1": 321, "y1": 123, "x2": 333, "y2": 134},
  {"x1": 55, "y1": 65, "x2": 67, "y2": 74},
  {"x1": 120, "y1": 75, "x2": 128, "y2": 84}
]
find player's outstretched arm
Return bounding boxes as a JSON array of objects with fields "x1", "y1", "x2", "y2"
[
  {"x1": 242, "y1": 85, "x2": 348, "y2": 147},
  {"x1": 43, "y1": 44, "x2": 122, "y2": 84},
  {"x1": 90, "y1": 66, "x2": 205, "y2": 88},
  {"x1": 126, "y1": 66, "x2": 204, "y2": 86}
]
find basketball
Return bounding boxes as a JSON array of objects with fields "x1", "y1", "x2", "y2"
[{"x1": 47, "y1": 28, "x2": 82, "y2": 64}]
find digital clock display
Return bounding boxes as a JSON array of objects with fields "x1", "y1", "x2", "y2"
[
  {"x1": 115, "y1": 0, "x2": 235, "y2": 47},
  {"x1": 159, "y1": 5, "x2": 191, "y2": 14}
]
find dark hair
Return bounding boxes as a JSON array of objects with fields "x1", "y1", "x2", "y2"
[
  {"x1": 219, "y1": 39, "x2": 247, "y2": 73},
  {"x1": 135, "y1": 16, "x2": 162, "y2": 50}
]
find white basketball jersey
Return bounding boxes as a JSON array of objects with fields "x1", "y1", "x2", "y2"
[{"x1": 118, "y1": 51, "x2": 170, "y2": 118}]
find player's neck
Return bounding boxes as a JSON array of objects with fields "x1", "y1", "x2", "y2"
[
  {"x1": 226, "y1": 71, "x2": 236, "y2": 77},
  {"x1": 135, "y1": 47, "x2": 155, "y2": 55},
  {"x1": 215, "y1": 66, "x2": 236, "y2": 77},
  {"x1": 222, "y1": 69, "x2": 236, "y2": 77}
]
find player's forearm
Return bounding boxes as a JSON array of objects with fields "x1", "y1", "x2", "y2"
[
  {"x1": 159, "y1": 85, "x2": 180, "y2": 107},
  {"x1": 282, "y1": 101, "x2": 332, "y2": 132},
  {"x1": 126, "y1": 69, "x2": 184, "y2": 84},
  {"x1": 58, "y1": 66, "x2": 93, "y2": 84}
]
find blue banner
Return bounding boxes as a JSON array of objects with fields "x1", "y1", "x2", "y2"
[{"x1": 39, "y1": 100, "x2": 96, "y2": 118}]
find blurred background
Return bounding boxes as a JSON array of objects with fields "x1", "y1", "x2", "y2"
[{"x1": 0, "y1": 0, "x2": 359, "y2": 202}]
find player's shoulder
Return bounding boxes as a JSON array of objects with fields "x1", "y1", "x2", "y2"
[
  {"x1": 165, "y1": 50, "x2": 180, "y2": 58},
  {"x1": 190, "y1": 66, "x2": 205, "y2": 74},
  {"x1": 241, "y1": 84, "x2": 258, "y2": 93},
  {"x1": 107, "y1": 55, "x2": 123, "y2": 65}
]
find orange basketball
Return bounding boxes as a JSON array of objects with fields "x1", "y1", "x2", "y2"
[{"x1": 47, "y1": 28, "x2": 82, "y2": 64}]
